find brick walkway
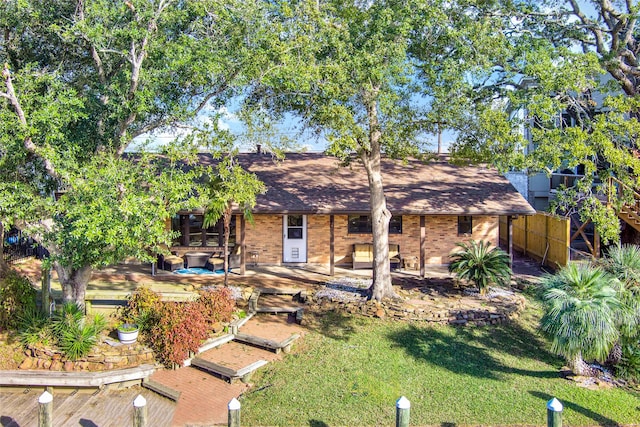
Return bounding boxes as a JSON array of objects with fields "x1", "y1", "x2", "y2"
[{"x1": 148, "y1": 315, "x2": 304, "y2": 426}]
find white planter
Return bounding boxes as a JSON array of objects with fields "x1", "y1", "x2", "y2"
[{"x1": 117, "y1": 324, "x2": 139, "y2": 344}]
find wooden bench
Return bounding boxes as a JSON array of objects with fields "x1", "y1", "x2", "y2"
[{"x1": 352, "y1": 243, "x2": 401, "y2": 270}]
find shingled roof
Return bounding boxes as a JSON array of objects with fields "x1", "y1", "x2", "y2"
[{"x1": 199, "y1": 152, "x2": 535, "y2": 216}]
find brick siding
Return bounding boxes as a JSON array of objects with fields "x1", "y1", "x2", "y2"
[{"x1": 244, "y1": 214, "x2": 498, "y2": 267}]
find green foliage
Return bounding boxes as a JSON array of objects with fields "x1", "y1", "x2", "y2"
[
  {"x1": 539, "y1": 263, "x2": 622, "y2": 364},
  {"x1": 196, "y1": 287, "x2": 236, "y2": 327},
  {"x1": 51, "y1": 303, "x2": 105, "y2": 361},
  {"x1": 0, "y1": 270, "x2": 37, "y2": 330},
  {"x1": 147, "y1": 302, "x2": 209, "y2": 367},
  {"x1": 17, "y1": 307, "x2": 53, "y2": 348},
  {"x1": 448, "y1": 241, "x2": 512, "y2": 294},
  {"x1": 118, "y1": 286, "x2": 161, "y2": 334},
  {"x1": 18, "y1": 302, "x2": 105, "y2": 361}
]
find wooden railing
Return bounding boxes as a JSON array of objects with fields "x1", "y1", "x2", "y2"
[{"x1": 608, "y1": 177, "x2": 640, "y2": 232}]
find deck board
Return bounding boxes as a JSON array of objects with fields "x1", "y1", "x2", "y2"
[{"x1": 0, "y1": 386, "x2": 175, "y2": 427}]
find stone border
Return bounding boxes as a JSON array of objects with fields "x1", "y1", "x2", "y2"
[{"x1": 306, "y1": 287, "x2": 526, "y2": 326}]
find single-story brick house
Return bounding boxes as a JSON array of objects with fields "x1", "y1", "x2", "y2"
[{"x1": 169, "y1": 152, "x2": 535, "y2": 276}]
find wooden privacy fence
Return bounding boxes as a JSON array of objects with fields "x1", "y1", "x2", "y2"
[{"x1": 500, "y1": 212, "x2": 570, "y2": 269}]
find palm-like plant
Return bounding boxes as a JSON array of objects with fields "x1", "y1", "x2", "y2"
[
  {"x1": 599, "y1": 244, "x2": 640, "y2": 370},
  {"x1": 540, "y1": 262, "x2": 622, "y2": 376},
  {"x1": 448, "y1": 240, "x2": 511, "y2": 295}
]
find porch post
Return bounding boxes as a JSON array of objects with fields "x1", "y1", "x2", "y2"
[
  {"x1": 507, "y1": 215, "x2": 513, "y2": 266},
  {"x1": 239, "y1": 214, "x2": 246, "y2": 276},
  {"x1": 420, "y1": 215, "x2": 426, "y2": 278},
  {"x1": 329, "y1": 215, "x2": 335, "y2": 276}
]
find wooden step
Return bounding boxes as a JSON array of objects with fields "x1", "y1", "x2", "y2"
[
  {"x1": 191, "y1": 357, "x2": 268, "y2": 383},
  {"x1": 234, "y1": 332, "x2": 300, "y2": 354},
  {"x1": 142, "y1": 378, "x2": 181, "y2": 401}
]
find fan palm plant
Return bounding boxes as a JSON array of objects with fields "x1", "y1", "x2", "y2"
[
  {"x1": 539, "y1": 262, "x2": 622, "y2": 376},
  {"x1": 448, "y1": 240, "x2": 511, "y2": 295},
  {"x1": 599, "y1": 244, "x2": 640, "y2": 373}
]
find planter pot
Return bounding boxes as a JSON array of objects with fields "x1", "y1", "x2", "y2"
[{"x1": 117, "y1": 324, "x2": 139, "y2": 344}]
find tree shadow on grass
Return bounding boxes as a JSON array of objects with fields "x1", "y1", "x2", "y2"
[
  {"x1": 529, "y1": 391, "x2": 623, "y2": 427},
  {"x1": 308, "y1": 420, "x2": 329, "y2": 427},
  {"x1": 387, "y1": 321, "x2": 561, "y2": 380},
  {"x1": 307, "y1": 310, "x2": 358, "y2": 342}
]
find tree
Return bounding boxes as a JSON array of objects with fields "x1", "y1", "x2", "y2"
[
  {"x1": 448, "y1": 240, "x2": 511, "y2": 295},
  {"x1": 250, "y1": 0, "x2": 504, "y2": 300},
  {"x1": 540, "y1": 262, "x2": 623, "y2": 376},
  {"x1": 202, "y1": 133, "x2": 266, "y2": 286},
  {"x1": 0, "y1": 0, "x2": 264, "y2": 305},
  {"x1": 447, "y1": 0, "x2": 640, "y2": 244}
]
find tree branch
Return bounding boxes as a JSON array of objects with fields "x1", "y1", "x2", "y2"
[{"x1": 2, "y1": 66, "x2": 59, "y2": 179}]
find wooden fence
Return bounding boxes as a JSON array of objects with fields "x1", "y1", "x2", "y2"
[{"x1": 500, "y1": 212, "x2": 570, "y2": 269}]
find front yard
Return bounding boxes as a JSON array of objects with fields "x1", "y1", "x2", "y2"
[{"x1": 240, "y1": 300, "x2": 640, "y2": 426}]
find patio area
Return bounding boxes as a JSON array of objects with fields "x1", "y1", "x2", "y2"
[{"x1": 12, "y1": 250, "x2": 544, "y2": 311}]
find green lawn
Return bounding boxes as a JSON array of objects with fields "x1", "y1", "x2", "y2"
[{"x1": 240, "y1": 300, "x2": 640, "y2": 426}]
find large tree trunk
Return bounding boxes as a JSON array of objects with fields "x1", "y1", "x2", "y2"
[
  {"x1": 0, "y1": 221, "x2": 9, "y2": 276},
  {"x1": 362, "y1": 92, "x2": 396, "y2": 301},
  {"x1": 568, "y1": 352, "x2": 595, "y2": 377},
  {"x1": 363, "y1": 153, "x2": 395, "y2": 301},
  {"x1": 54, "y1": 262, "x2": 93, "y2": 307}
]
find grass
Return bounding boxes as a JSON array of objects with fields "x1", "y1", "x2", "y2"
[{"x1": 240, "y1": 299, "x2": 640, "y2": 426}]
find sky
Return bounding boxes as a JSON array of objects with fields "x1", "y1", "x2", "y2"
[{"x1": 130, "y1": 0, "x2": 598, "y2": 154}]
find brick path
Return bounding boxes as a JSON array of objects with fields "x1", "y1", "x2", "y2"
[{"x1": 149, "y1": 315, "x2": 304, "y2": 427}]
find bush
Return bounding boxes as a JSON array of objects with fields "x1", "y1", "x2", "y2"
[
  {"x1": 19, "y1": 302, "x2": 105, "y2": 361},
  {"x1": 18, "y1": 307, "x2": 53, "y2": 348},
  {"x1": 148, "y1": 301, "x2": 208, "y2": 366},
  {"x1": 118, "y1": 286, "x2": 161, "y2": 333},
  {"x1": 448, "y1": 240, "x2": 511, "y2": 295},
  {"x1": 0, "y1": 270, "x2": 37, "y2": 330},
  {"x1": 616, "y1": 338, "x2": 640, "y2": 382},
  {"x1": 197, "y1": 287, "x2": 235, "y2": 327}
]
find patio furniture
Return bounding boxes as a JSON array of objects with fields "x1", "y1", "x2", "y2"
[
  {"x1": 205, "y1": 256, "x2": 224, "y2": 271},
  {"x1": 160, "y1": 254, "x2": 185, "y2": 271},
  {"x1": 185, "y1": 252, "x2": 212, "y2": 269},
  {"x1": 352, "y1": 243, "x2": 401, "y2": 270}
]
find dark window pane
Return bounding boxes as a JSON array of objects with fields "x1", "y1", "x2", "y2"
[
  {"x1": 348, "y1": 215, "x2": 402, "y2": 234},
  {"x1": 287, "y1": 215, "x2": 303, "y2": 227},
  {"x1": 458, "y1": 216, "x2": 473, "y2": 235}
]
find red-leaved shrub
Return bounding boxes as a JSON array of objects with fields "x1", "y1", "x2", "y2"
[
  {"x1": 147, "y1": 302, "x2": 208, "y2": 366},
  {"x1": 197, "y1": 287, "x2": 235, "y2": 327}
]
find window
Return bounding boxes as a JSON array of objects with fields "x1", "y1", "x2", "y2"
[
  {"x1": 348, "y1": 215, "x2": 402, "y2": 234},
  {"x1": 458, "y1": 216, "x2": 473, "y2": 235}
]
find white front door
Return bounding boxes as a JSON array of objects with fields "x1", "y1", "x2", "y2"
[{"x1": 283, "y1": 215, "x2": 307, "y2": 263}]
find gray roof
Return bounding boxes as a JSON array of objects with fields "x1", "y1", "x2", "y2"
[{"x1": 199, "y1": 152, "x2": 535, "y2": 216}]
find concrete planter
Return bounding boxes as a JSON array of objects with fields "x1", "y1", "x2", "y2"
[{"x1": 117, "y1": 324, "x2": 139, "y2": 344}]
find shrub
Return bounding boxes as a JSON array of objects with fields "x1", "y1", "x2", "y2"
[
  {"x1": 448, "y1": 240, "x2": 512, "y2": 295},
  {"x1": 52, "y1": 303, "x2": 106, "y2": 361},
  {"x1": 18, "y1": 307, "x2": 53, "y2": 348},
  {"x1": 197, "y1": 287, "x2": 235, "y2": 327},
  {"x1": 0, "y1": 270, "x2": 37, "y2": 330},
  {"x1": 616, "y1": 338, "x2": 640, "y2": 382},
  {"x1": 148, "y1": 301, "x2": 208, "y2": 366},
  {"x1": 119, "y1": 286, "x2": 161, "y2": 333}
]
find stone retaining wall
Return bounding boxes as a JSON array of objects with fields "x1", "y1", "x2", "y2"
[
  {"x1": 306, "y1": 289, "x2": 526, "y2": 326},
  {"x1": 19, "y1": 343, "x2": 154, "y2": 372}
]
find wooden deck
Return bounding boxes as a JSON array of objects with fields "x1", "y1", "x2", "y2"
[{"x1": 0, "y1": 386, "x2": 175, "y2": 427}]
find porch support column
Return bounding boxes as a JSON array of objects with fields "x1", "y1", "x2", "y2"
[
  {"x1": 420, "y1": 215, "x2": 426, "y2": 278},
  {"x1": 507, "y1": 215, "x2": 514, "y2": 266},
  {"x1": 239, "y1": 214, "x2": 246, "y2": 276},
  {"x1": 329, "y1": 215, "x2": 335, "y2": 276}
]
